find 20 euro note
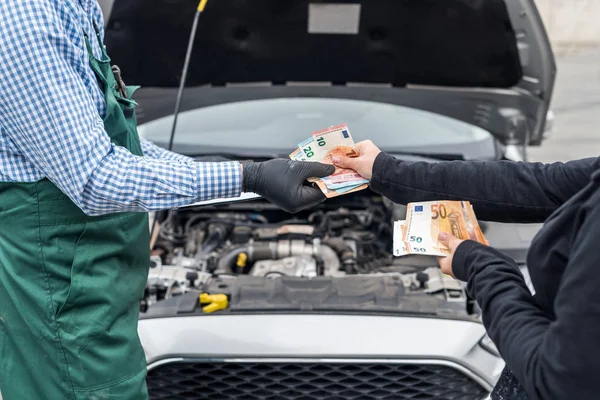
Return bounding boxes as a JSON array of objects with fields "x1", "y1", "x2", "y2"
[
  {"x1": 296, "y1": 124, "x2": 369, "y2": 189},
  {"x1": 393, "y1": 201, "x2": 488, "y2": 257},
  {"x1": 289, "y1": 124, "x2": 369, "y2": 197}
]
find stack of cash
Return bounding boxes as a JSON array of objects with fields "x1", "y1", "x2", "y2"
[
  {"x1": 394, "y1": 201, "x2": 489, "y2": 257},
  {"x1": 289, "y1": 124, "x2": 369, "y2": 198}
]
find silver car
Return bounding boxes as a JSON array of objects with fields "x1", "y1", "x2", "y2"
[{"x1": 99, "y1": 0, "x2": 555, "y2": 398}]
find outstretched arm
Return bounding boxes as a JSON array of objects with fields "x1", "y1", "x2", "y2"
[
  {"x1": 333, "y1": 140, "x2": 599, "y2": 223},
  {"x1": 0, "y1": 1, "x2": 241, "y2": 216},
  {"x1": 140, "y1": 137, "x2": 196, "y2": 163}
]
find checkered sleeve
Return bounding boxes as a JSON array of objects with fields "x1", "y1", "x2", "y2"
[
  {"x1": 0, "y1": 1, "x2": 242, "y2": 216},
  {"x1": 140, "y1": 137, "x2": 196, "y2": 163}
]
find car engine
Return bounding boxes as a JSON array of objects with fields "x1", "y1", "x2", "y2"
[{"x1": 141, "y1": 193, "x2": 470, "y2": 313}]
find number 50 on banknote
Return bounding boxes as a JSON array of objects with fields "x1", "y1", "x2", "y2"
[{"x1": 394, "y1": 201, "x2": 489, "y2": 257}]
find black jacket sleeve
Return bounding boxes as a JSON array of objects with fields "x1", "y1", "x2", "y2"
[
  {"x1": 451, "y1": 194, "x2": 600, "y2": 400},
  {"x1": 370, "y1": 153, "x2": 599, "y2": 222}
]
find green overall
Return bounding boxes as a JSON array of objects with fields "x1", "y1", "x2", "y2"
[{"x1": 0, "y1": 23, "x2": 150, "y2": 399}]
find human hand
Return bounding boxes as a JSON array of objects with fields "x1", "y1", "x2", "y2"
[
  {"x1": 436, "y1": 232, "x2": 466, "y2": 278},
  {"x1": 242, "y1": 159, "x2": 335, "y2": 213},
  {"x1": 331, "y1": 140, "x2": 381, "y2": 180}
]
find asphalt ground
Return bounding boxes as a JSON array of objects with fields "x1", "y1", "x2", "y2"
[{"x1": 528, "y1": 46, "x2": 600, "y2": 162}]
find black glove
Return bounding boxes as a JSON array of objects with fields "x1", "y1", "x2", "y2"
[{"x1": 242, "y1": 159, "x2": 335, "y2": 213}]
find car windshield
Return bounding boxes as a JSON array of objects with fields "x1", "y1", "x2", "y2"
[{"x1": 137, "y1": 97, "x2": 494, "y2": 157}]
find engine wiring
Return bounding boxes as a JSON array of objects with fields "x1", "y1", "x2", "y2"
[{"x1": 152, "y1": 194, "x2": 403, "y2": 278}]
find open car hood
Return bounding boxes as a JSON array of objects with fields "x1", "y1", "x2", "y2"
[{"x1": 103, "y1": 0, "x2": 556, "y2": 146}]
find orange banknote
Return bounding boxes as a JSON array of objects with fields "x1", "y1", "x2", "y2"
[{"x1": 394, "y1": 201, "x2": 488, "y2": 256}]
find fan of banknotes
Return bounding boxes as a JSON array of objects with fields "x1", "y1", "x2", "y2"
[
  {"x1": 289, "y1": 124, "x2": 369, "y2": 198},
  {"x1": 394, "y1": 201, "x2": 489, "y2": 257}
]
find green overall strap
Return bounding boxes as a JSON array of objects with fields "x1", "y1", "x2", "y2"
[{"x1": 84, "y1": 20, "x2": 144, "y2": 156}]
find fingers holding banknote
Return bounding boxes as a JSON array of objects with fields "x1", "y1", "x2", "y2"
[
  {"x1": 243, "y1": 159, "x2": 335, "y2": 213},
  {"x1": 436, "y1": 232, "x2": 465, "y2": 278},
  {"x1": 331, "y1": 140, "x2": 381, "y2": 180}
]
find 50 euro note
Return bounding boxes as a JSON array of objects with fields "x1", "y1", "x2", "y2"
[
  {"x1": 393, "y1": 201, "x2": 488, "y2": 257},
  {"x1": 393, "y1": 220, "x2": 409, "y2": 256}
]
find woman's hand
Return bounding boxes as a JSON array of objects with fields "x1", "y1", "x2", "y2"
[
  {"x1": 331, "y1": 140, "x2": 382, "y2": 180},
  {"x1": 436, "y1": 232, "x2": 466, "y2": 278}
]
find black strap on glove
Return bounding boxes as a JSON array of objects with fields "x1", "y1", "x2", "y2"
[{"x1": 242, "y1": 159, "x2": 335, "y2": 213}]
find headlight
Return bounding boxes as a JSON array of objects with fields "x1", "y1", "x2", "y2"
[{"x1": 479, "y1": 333, "x2": 500, "y2": 357}]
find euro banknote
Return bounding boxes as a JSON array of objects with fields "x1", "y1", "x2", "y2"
[
  {"x1": 393, "y1": 201, "x2": 488, "y2": 257},
  {"x1": 313, "y1": 179, "x2": 369, "y2": 198},
  {"x1": 289, "y1": 124, "x2": 369, "y2": 198},
  {"x1": 393, "y1": 220, "x2": 409, "y2": 256}
]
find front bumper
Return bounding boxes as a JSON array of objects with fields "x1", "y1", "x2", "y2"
[{"x1": 140, "y1": 314, "x2": 504, "y2": 398}]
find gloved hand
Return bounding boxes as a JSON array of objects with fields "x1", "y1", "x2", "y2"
[{"x1": 242, "y1": 159, "x2": 335, "y2": 213}]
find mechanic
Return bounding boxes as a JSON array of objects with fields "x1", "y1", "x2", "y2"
[
  {"x1": 334, "y1": 140, "x2": 600, "y2": 399},
  {"x1": 0, "y1": 2, "x2": 334, "y2": 399}
]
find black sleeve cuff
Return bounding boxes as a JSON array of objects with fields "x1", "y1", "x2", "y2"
[
  {"x1": 452, "y1": 240, "x2": 484, "y2": 281},
  {"x1": 370, "y1": 152, "x2": 400, "y2": 194}
]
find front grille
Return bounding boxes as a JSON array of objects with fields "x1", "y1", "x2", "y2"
[{"x1": 147, "y1": 360, "x2": 488, "y2": 400}]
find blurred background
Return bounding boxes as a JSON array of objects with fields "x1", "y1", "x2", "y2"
[
  {"x1": 527, "y1": 0, "x2": 600, "y2": 162},
  {"x1": 98, "y1": 0, "x2": 600, "y2": 162}
]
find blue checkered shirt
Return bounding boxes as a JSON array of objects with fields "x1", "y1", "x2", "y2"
[{"x1": 0, "y1": 0, "x2": 242, "y2": 216}]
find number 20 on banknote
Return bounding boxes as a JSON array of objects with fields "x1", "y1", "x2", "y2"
[{"x1": 301, "y1": 139, "x2": 326, "y2": 157}]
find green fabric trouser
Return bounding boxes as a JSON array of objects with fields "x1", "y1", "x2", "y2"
[{"x1": 0, "y1": 20, "x2": 151, "y2": 400}]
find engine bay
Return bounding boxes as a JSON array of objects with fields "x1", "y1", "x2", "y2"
[{"x1": 142, "y1": 192, "x2": 476, "y2": 318}]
